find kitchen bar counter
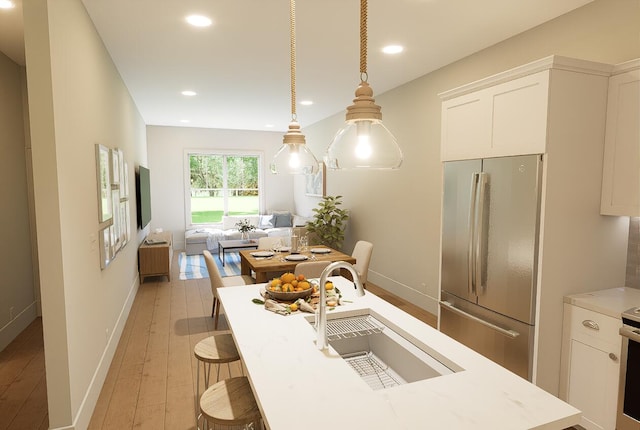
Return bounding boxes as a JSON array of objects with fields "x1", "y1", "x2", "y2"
[
  {"x1": 218, "y1": 277, "x2": 579, "y2": 429},
  {"x1": 564, "y1": 287, "x2": 640, "y2": 319}
]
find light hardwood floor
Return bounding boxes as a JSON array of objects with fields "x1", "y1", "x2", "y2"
[{"x1": 0, "y1": 256, "x2": 436, "y2": 430}]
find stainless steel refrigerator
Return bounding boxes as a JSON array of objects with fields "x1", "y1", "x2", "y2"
[{"x1": 439, "y1": 154, "x2": 543, "y2": 380}]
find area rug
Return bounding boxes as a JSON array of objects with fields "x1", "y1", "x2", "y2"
[{"x1": 178, "y1": 251, "x2": 242, "y2": 280}]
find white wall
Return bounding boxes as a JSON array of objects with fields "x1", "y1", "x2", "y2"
[
  {"x1": 298, "y1": 0, "x2": 640, "y2": 315},
  {"x1": 0, "y1": 52, "x2": 37, "y2": 351},
  {"x1": 146, "y1": 125, "x2": 296, "y2": 250},
  {"x1": 23, "y1": 0, "x2": 148, "y2": 428}
]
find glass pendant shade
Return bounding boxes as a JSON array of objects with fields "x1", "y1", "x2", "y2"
[
  {"x1": 270, "y1": 0, "x2": 318, "y2": 175},
  {"x1": 326, "y1": 82, "x2": 403, "y2": 170},
  {"x1": 271, "y1": 121, "x2": 319, "y2": 175},
  {"x1": 326, "y1": 0, "x2": 402, "y2": 170}
]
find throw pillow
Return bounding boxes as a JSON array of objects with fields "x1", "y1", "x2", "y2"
[
  {"x1": 272, "y1": 212, "x2": 292, "y2": 228},
  {"x1": 259, "y1": 214, "x2": 273, "y2": 229}
]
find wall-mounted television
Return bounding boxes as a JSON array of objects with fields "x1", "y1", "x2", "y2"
[{"x1": 136, "y1": 166, "x2": 152, "y2": 229}]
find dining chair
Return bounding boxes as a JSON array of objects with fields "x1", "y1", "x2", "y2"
[
  {"x1": 294, "y1": 261, "x2": 331, "y2": 279},
  {"x1": 352, "y1": 240, "x2": 373, "y2": 286},
  {"x1": 257, "y1": 236, "x2": 283, "y2": 250},
  {"x1": 203, "y1": 250, "x2": 255, "y2": 329}
]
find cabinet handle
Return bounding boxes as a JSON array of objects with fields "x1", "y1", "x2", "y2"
[
  {"x1": 582, "y1": 320, "x2": 599, "y2": 330},
  {"x1": 609, "y1": 353, "x2": 618, "y2": 361}
]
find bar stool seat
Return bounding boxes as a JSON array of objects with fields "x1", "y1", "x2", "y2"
[
  {"x1": 194, "y1": 334, "x2": 241, "y2": 424},
  {"x1": 200, "y1": 376, "x2": 261, "y2": 428},
  {"x1": 194, "y1": 333, "x2": 240, "y2": 366}
]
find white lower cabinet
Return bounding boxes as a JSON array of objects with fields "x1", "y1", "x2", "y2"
[{"x1": 560, "y1": 303, "x2": 621, "y2": 430}]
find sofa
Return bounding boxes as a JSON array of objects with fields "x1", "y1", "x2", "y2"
[{"x1": 185, "y1": 212, "x2": 310, "y2": 255}]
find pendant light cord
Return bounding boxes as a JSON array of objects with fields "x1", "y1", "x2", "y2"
[
  {"x1": 290, "y1": 0, "x2": 297, "y2": 120},
  {"x1": 360, "y1": 0, "x2": 368, "y2": 83}
]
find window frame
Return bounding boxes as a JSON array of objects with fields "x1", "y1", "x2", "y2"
[{"x1": 184, "y1": 149, "x2": 264, "y2": 228}]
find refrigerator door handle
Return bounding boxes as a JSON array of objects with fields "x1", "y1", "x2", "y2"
[
  {"x1": 474, "y1": 173, "x2": 488, "y2": 293},
  {"x1": 440, "y1": 300, "x2": 520, "y2": 338},
  {"x1": 468, "y1": 173, "x2": 479, "y2": 295}
]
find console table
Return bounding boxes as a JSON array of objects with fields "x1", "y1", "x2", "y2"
[{"x1": 139, "y1": 231, "x2": 173, "y2": 282}]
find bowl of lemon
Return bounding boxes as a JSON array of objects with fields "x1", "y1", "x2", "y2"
[{"x1": 266, "y1": 272, "x2": 314, "y2": 301}]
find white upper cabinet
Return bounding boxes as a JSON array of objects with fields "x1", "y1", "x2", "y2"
[
  {"x1": 441, "y1": 71, "x2": 549, "y2": 160},
  {"x1": 439, "y1": 56, "x2": 612, "y2": 161},
  {"x1": 600, "y1": 60, "x2": 640, "y2": 216}
]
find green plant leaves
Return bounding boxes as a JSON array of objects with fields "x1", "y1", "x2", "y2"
[{"x1": 306, "y1": 195, "x2": 349, "y2": 250}]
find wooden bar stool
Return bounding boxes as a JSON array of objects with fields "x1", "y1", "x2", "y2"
[
  {"x1": 194, "y1": 334, "x2": 241, "y2": 424},
  {"x1": 199, "y1": 376, "x2": 262, "y2": 430}
]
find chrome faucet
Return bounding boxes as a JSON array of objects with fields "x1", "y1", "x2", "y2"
[{"x1": 317, "y1": 261, "x2": 365, "y2": 350}]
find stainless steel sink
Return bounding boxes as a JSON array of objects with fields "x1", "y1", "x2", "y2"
[{"x1": 306, "y1": 308, "x2": 462, "y2": 390}]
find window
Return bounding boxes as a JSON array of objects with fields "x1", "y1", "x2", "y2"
[{"x1": 187, "y1": 152, "x2": 261, "y2": 225}]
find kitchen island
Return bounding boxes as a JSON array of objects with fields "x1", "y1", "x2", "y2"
[{"x1": 218, "y1": 277, "x2": 580, "y2": 429}]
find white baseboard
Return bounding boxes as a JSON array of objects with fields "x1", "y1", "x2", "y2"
[
  {"x1": 0, "y1": 301, "x2": 38, "y2": 352},
  {"x1": 63, "y1": 275, "x2": 140, "y2": 430}
]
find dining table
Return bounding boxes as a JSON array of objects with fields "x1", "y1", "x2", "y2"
[{"x1": 239, "y1": 245, "x2": 356, "y2": 283}]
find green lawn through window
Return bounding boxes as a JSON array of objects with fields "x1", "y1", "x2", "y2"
[{"x1": 191, "y1": 196, "x2": 259, "y2": 224}]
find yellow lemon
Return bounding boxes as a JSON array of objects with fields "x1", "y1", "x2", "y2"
[{"x1": 325, "y1": 281, "x2": 334, "y2": 291}]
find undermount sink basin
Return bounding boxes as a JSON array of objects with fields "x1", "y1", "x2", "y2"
[{"x1": 306, "y1": 308, "x2": 462, "y2": 390}]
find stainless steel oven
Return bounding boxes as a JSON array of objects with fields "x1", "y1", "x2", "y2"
[{"x1": 618, "y1": 307, "x2": 640, "y2": 430}]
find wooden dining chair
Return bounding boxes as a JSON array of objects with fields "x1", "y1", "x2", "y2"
[
  {"x1": 352, "y1": 241, "x2": 373, "y2": 286},
  {"x1": 294, "y1": 261, "x2": 331, "y2": 279},
  {"x1": 203, "y1": 250, "x2": 255, "y2": 329}
]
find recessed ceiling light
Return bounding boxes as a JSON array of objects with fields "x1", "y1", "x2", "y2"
[
  {"x1": 0, "y1": 1, "x2": 15, "y2": 9},
  {"x1": 186, "y1": 15, "x2": 212, "y2": 27},
  {"x1": 382, "y1": 45, "x2": 404, "y2": 54},
  {"x1": 181, "y1": 90, "x2": 197, "y2": 96},
  {"x1": 265, "y1": 124, "x2": 274, "y2": 128},
  {"x1": 180, "y1": 119, "x2": 190, "y2": 123},
  {"x1": 300, "y1": 100, "x2": 313, "y2": 106}
]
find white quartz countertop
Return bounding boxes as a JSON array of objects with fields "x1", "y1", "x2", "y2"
[
  {"x1": 564, "y1": 287, "x2": 640, "y2": 318},
  {"x1": 218, "y1": 277, "x2": 579, "y2": 430}
]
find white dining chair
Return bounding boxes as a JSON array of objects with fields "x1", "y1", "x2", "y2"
[
  {"x1": 352, "y1": 241, "x2": 373, "y2": 286},
  {"x1": 294, "y1": 261, "x2": 331, "y2": 279},
  {"x1": 203, "y1": 250, "x2": 254, "y2": 329},
  {"x1": 257, "y1": 236, "x2": 283, "y2": 250}
]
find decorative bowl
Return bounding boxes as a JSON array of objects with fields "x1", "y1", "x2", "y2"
[{"x1": 265, "y1": 286, "x2": 314, "y2": 301}]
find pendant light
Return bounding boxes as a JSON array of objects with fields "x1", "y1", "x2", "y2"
[
  {"x1": 325, "y1": 0, "x2": 403, "y2": 170},
  {"x1": 270, "y1": 0, "x2": 319, "y2": 175}
]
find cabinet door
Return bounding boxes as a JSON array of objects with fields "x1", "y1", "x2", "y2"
[
  {"x1": 561, "y1": 304, "x2": 622, "y2": 430},
  {"x1": 441, "y1": 71, "x2": 549, "y2": 161},
  {"x1": 441, "y1": 90, "x2": 491, "y2": 161},
  {"x1": 490, "y1": 71, "x2": 549, "y2": 157},
  {"x1": 601, "y1": 68, "x2": 640, "y2": 216},
  {"x1": 567, "y1": 339, "x2": 619, "y2": 430}
]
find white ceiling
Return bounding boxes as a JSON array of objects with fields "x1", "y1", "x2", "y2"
[{"x1": 1, "y1": 0, "x2": 594, "y2": 132}]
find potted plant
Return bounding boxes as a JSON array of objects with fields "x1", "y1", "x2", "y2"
[
  {"x1": 306, "y1": 195, "x2": 349, "y2": 250},
  {"x1": 235, "y1": 218, "x2": 256, "y2": 241}
]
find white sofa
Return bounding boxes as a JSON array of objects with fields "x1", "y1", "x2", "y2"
[{"x1": 185, "y1": 213, "x2": 309, "y2": 255}]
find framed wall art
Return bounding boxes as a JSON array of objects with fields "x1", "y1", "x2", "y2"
[
  {"x1": 305, "y1": 162, "x2": 326, "y2": 197},
  {"x1": 96, "y1": 145, "x2": 131, "y2": 269},
  {"x1": 111, "y1": 148, "x2": 121, "y2": 185},
  {"x1": 99, "y1": 225, "x2": 111, "y2": 269},
  {"x1": 95, "y1": 144, "x2": 113, "y2": 226}
]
